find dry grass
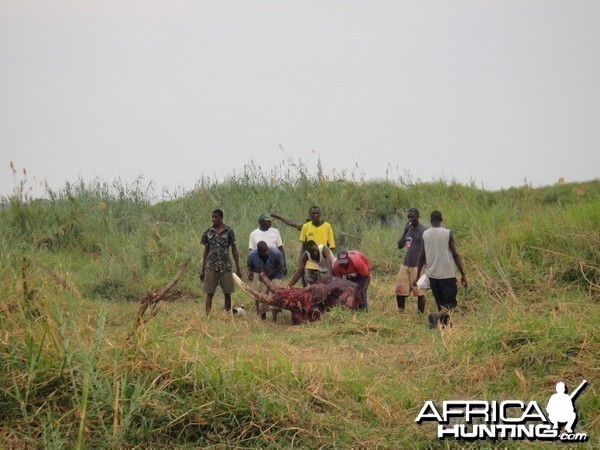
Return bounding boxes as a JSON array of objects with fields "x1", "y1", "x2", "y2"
[{"x1": 1, "y1": 175, "x2": 599, "y2": 447}]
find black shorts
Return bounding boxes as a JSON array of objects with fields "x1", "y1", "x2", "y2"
[{"x1": 429, "y1": 277, "x2": 458, "y2": 311}]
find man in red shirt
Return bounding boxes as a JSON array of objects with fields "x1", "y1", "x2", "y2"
[{"x1": 332, "y1": 250, "x2": 371, "y2": 311}]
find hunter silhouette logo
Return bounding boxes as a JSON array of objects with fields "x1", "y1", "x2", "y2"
[
  {"x1": 416, "y1": 380, "x2": 589, "y2": 442},
  {"x1": 546, "y1": 380, "x2": 587, "y2": 434}
]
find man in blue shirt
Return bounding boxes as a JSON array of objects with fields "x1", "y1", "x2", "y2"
[{"x1": 247, "y1": 241, "x2": 285, "y2": 321}]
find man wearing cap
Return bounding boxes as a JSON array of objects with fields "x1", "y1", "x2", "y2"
[
  {"x1": 414, "y1": 210, "x2": 468, "y2": 329},
  {"x1": 395, "y1": 207, "x2": 428, "y2": 314},
  {"x1": 332, "y1": 250, "x2": 371, "y2": 311}
]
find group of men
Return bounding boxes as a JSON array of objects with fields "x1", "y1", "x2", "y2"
[{"x1": 200, "y1": 205, "x2": 466, "y2": 328}]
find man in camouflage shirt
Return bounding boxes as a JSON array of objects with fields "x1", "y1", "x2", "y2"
[{"x1": 200, "y1": 209, "x2": 242, "y2": 314}]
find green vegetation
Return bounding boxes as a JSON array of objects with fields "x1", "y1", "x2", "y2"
[{"x1": 1, "y1": 164, "x2": 598, "y2": 448}]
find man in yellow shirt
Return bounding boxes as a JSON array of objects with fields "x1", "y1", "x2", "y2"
[{"x1": 299, "y1": 205, "x2": 335, "y2": 285}]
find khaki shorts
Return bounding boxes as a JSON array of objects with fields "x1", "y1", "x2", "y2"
[
  {"x1": 252, "y1": 276, "x2": 282, "y2": 314},
  {"x1": 203, "y1": 271, "x2": 235, "y2": 295},
  {"x1": 395, "y1": 265, "x2": 425, "y2": 297}
]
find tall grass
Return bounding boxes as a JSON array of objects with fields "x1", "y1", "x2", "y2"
[{"x1": 0, "y1": 162, "x2": 598, "y2": 448}]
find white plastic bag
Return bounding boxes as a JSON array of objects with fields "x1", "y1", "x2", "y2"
[{"x1": 417, "y1": 273, "x2": 431, "y2": 290}]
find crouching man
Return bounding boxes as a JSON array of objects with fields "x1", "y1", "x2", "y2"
[
  {"x1": 247, "y1": 241, "x2": 285, "y2": 321},
  {"x1": 332, "y1": 250, "x2": 371, "y2": 311}
]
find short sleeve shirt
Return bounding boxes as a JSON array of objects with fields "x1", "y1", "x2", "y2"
[
  {"x1": 248, "y1": 227, "x2": 284, "y2": 250},
  {"x1": 201, "y1": 225, "x2": 236, "y2": 273},
  {"x1": 299, "y1": 221, "x2": 335, "y2": 247},
  {"x1": 401, "y1": 224, "x2": 427, "y2": 267},
  {"x1": 332, "y1": 251, "x2": 371, "y2": 278},
  {"x1": 247, "y1": 247, "x2": 285, "y2": 279}
]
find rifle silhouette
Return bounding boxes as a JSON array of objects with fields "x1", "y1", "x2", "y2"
[{"x1": 569, "y1": 380, "x2": 587, "y2": 401}]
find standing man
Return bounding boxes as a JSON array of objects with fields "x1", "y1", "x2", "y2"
[
  {"x1": 247, "y1": 241, "x2": 285, "y2": 321},
  {"x1": 200, "y1": 209, "x2": 242, "y2": 315},
  {"x1": 395, "y1": 207, "x2": 428, "y2": 314},
  {"x1": 415, "y1": 210, "x2": 467, "y2": 329},
  {"x1": 333, "y1": 250, "x2": 371, "y2": 311},
  {"x1": 298, "y1": 206, "x2": 335, "y2": 285},
  {"x1": 249, "y1": 213, "x2": 287, "y2": 276}
]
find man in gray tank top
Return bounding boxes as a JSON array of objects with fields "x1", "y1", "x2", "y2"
[{"x1": 414, "y1": 210, "x2": 467, "y2": 329}]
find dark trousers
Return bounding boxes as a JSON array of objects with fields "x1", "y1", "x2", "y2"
[
  {"x1": 347, "y1": 275, "x2": 369, "y2": 310},
  {"x1": 429, "y1": 277, "x2": 457, "y2": 311}
]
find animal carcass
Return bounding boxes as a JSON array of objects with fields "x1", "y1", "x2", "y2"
[{"x1": 233, "y1": 273, "x2": 363, "y2": 324}]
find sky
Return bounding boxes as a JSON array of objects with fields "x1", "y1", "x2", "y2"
[{"x1": 1, "y1": 1, "x2": 599, "y2": 199}]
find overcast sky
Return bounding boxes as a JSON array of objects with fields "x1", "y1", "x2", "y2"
[{"x1": 1, "y1": 1, "x2": 599, "y2": 199}]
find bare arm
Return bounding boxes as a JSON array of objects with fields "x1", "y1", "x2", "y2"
[
  {"x1": 270, "y1": 212, "x2": 302, "y2": 231},
  {"x1": 288, "y1": 253, "x2": 308, "y2": 287},
  {"x1": 397, "y1": 223, "x2": 410, "y2": 249},
  {"x1": 277, "y1": 245, "x2": 287, "y2": 275},
  {"x1": 200, "y1": 245, "x2": 209, "y2": 281},
  {"x1": 323, "y1": 246, "x2": 334, "y2": 277},
  {"x1": 231, "y1": 243, "x2": 242, "y2": 277},
  {"x1": 448, "y1": 235, "x2": 467, "y2": 287},
  {"x1": 360, "y1": 274, "x2": 371, "y2": 290},
  {"x1": 299, "y1": 241, "x2": 307, "y2": 259}
]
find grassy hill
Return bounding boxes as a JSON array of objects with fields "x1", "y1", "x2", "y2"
[{"x1": 1, "y1": 169, "x2": 598, "y2": 448}]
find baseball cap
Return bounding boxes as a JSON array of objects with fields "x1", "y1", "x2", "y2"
[
  {"x1": 337, "y1": 250, "x2": 349, "y2": 262},
  {"x1": 258, "y1": 213, "x2": 272, "y2": 222}
]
